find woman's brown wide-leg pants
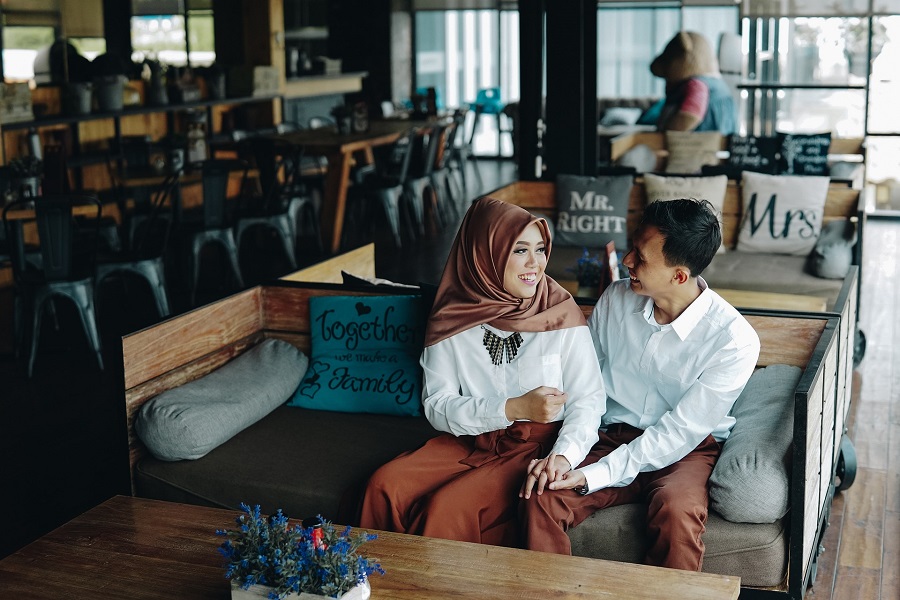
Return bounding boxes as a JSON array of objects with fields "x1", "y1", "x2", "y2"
[{"x1": 359, "y1": 421, "x2": 561, "y2": 547}]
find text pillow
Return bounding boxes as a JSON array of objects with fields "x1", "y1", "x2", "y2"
[
  {"x1": 643, "y1": 173, "x2": 728, "y2": 253},
  {"x1": 726, "y1": 134, "x2": 780, "y2": 175},
  {"x1": 554, "y1": 173, "x2": 632, "y2": 250},
  {"x1": 664, "y1": 130, "x2": 722, "y2": 174},
  {"x1": 778, "y1": 132, "x2": 831, "y2": 176},
  {"x1": 136, "y1": 339, "x2": 309, "y2": 461},
  {"x1": 289, "y1": 295, "x2": 425, "y2": 416},
  {"x1": 709, "y1": 364, "x2": 802, "y2": 523},
  {"x1": 737, "y1": 171, "x2": 830, "y2": 256}
]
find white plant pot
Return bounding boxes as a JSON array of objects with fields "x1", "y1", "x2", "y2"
[{"x1": 231, "y1": 579, "x2": 371, "y2": 600}]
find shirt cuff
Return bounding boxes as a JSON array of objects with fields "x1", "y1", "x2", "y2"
[
  {"x1": 579, "y1": 460, "x2": 613, "y2": 494},
  {"x1": 551, "y1": 441, "x2": 581, "y2": 473}
]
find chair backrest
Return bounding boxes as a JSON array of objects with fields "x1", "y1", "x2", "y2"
[
  {"x1": 132, "y1": 170, "x2": 180, "y2": 259},
  {"x1": 2, "y1": 194, "x2": 101, "y2": 283},
  {"x1": 201, "y1": 159, "x2": 246, "y2": 229},
  {"x1": 373, "y1": 128, "x2": 417, "y2": 185},
  {"x1": 240, "y1": 137, "x2": 296, "y2": 213},
  {"x1": 422, "y1": 124, "x2": 446, "y2": 176},
  {"x1": 42, "y1": 143, "x2": 71, "y2": 195},
  {"x1": 474, "y1": 87, "x2": 503, "y2": 114},
  {"x1": 434, "y1": 121, "x2": 457, "y2": 170}
]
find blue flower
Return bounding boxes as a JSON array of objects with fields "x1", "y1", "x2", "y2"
[{"x1": 218, "y1": 504, "x2": 384, "y2": 600}]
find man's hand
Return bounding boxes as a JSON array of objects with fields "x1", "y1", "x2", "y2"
[
  {"x1": 520, "y1": 453, "x2": 571, "y2": 499},
  {"x1": 505, "y1": 387, "x2": 567, "y2": 423},
  {"x1": 548, "y1": 468, "x2": 587, "y2": 492}
]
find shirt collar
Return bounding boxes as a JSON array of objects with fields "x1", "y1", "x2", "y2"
[
  {"x1": 636, "y1": 276, "x2": 713, "y2": 340},
  {"x1": 670, "y1": 276, "x2": 713, "y2": 340}
]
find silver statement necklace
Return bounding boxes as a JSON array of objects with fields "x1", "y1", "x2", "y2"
[{"x1": 481, "y1": 326, "x2": 524, "y2": 366}]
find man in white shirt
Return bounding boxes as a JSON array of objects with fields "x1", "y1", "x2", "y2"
[{"x1": 520, "y1": 198, "x2": 760, "y2": 571}]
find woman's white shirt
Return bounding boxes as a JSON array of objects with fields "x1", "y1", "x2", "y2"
[{"x1": 421, "y1": 323, "x2": 606, "y2": 470}]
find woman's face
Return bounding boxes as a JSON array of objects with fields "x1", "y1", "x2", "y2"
[{"x1": 503, "y1": 223, "x2": 547, "y2": 299}]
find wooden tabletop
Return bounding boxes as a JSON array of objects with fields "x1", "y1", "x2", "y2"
[
  {"x1": 274, "y1": 120, "x2": 423, "y2": 155},
  {"x1": 0, "y1": 496, "x2": 740, "y2": 599}
]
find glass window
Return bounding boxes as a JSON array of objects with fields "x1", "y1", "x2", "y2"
[
  {"x1": 867, "y1": 15, "x2": 900, "y2": 134},
  {"x1": 414, "y1": 9, "x2": 518, "y2": 156},
  {"x1": 131, "y1": 15, "x2": 188, "y2": 66},
  {"x1": 597, "y1": 6, "x2": 679, "y2": 99},
  {"x1": 597, "y1": 5, "x2": 738, "y2": 99},
  {"x1": 186, "y1": 10, "x2": 215, "y2": 66},
  {"x1": 2, "y1": 26, "x2": 55, "y2": 81}
]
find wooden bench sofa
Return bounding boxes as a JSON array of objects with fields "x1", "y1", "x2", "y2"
[{"x1": 122, "y1": 278, "x2": 847, "y2": 599}]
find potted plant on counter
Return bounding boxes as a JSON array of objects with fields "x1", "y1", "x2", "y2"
[
  {"x1": 568, "y1": 247, "x2": 606, "y2": 298},
  {"x1": 217, "y1": 503, "x2": 384, "y2": 600}
]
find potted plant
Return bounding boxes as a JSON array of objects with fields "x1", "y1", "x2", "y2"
[
  {"x1": 8, "y1": 155, "x2": 44, "y2": 198},
  {"x1": 91, "y1": 52, "x2": 130, "y2": 112},
  {"x1": 217, "y1": 503, "x2": 384, "y2": 600},
  {"x1": 567, "y1": 248, "x2": 605, "y2": 297}
]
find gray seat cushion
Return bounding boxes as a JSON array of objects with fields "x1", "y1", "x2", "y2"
[
  {"x1": 135, "y1": 405, "x2": 439, "y2": 522},
  {"x1": 702, "y1": 250, "x2": 843, "y2": 310},
  {"x1": 568, "y1": 504, "x2": 788, "y2": 588}
]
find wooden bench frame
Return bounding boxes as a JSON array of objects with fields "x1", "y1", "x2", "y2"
[{"x1": 122, "y1": 279, "x2": 844, "y2": 599}]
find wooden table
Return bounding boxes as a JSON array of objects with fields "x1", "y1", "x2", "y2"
[
  {"x1": 275, "y1": 120, "x2": 424, "y2": 254},
  {"x1": 0, "y1": 496, "x2": 740, "y2": 599}
]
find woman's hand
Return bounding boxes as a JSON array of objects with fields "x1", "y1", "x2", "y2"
[
  {"x1": 505, "y1": 386, "x2": 567, "y2": 422},
  {"x1": 520, "y1": 453, "x2": 571, "y2": 499}
]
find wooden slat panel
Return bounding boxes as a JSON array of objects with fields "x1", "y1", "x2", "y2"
[
  {"x1": 281, "y1": 243, "x2": 376, "y2": 283},
  {"x1": 803, "y1": 466, "x2": 822, "y2": 579},
  {"x1": 122, "y1": 287, "x2": 263, "y2": 390}
]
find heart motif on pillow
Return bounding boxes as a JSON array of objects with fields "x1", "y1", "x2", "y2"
[{"x1": 355, "y1": 302, "x2": 372, "y2": 316}]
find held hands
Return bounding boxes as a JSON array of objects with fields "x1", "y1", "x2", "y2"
[
  {"x1": 520, "y1": 453, "x2": 574, "y2": 499},
  {"x1": 505, "y1": 386, "x2": 567, "y2": 423}
]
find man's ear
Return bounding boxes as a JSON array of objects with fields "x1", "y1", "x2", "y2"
[{"x1": 673, "y1": 267, "x2": 690, "y2": 284}]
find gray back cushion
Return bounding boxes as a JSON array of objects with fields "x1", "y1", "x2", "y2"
[
  {"x1": 708, "y1": 364, "x2": 802, "y2": 523},
  {"x1": 136, "y1": 339, "x2": 309, "y2": 461}
]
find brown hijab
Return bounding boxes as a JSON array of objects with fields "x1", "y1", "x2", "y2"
[{"x1": 424, "y1": 196, "x2": 586, "y2": 347}]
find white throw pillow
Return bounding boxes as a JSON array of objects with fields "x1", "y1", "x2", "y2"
[
  {"x1": 737, "y1": 171, "x2": 830, "y2": 256},
  {"x1": 665, "y1": 131, "x2": 722, "y2": 174},
  {"x1": 643, "y1": 173, "x2": 728, "y2": 253}
]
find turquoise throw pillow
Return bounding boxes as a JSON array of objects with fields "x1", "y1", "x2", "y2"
[{"x1": 288, "y1": 295, "x2": 425, "y2": 416}]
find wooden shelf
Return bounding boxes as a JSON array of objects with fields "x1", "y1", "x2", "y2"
[
  {"x1": 1, "y1": 94, "x2": 282, "y2": 132},
  {"x1": 283, "y1": 72, "x2": 367, "y2": 99}
]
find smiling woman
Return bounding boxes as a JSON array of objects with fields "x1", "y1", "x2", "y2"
[{"x1": 356, "y1": 196, "x2": 605, "y2": 549}]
